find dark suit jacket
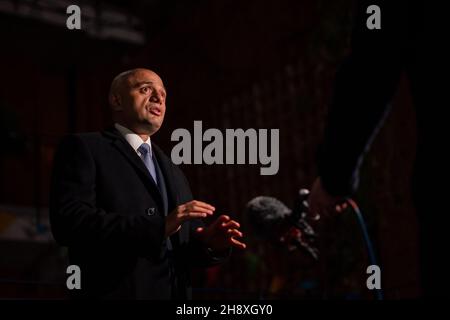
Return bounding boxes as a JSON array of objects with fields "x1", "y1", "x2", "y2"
[{"x1": 49, "y1": 125, "x2": 224, "y2": 299}]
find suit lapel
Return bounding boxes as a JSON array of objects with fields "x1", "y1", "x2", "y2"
[{"x1": 103, "y1": 126, "x2": 164, "y2": 212}]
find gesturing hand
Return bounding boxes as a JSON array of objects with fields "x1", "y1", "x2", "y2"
[
  {"x1": 165, "y1": 200, "x2": 215, "y2": 237},
  {"x1": 195, "y1": 215, "x2": 246, "y2": 251}
]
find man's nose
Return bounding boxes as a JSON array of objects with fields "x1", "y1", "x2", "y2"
[{"x1": 149, "y1": 93, "x2": 162, "y2": 103}]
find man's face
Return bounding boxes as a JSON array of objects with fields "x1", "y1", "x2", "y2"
[{"x1": 119, "y1": 70, "x2": 167, "y2": 135}]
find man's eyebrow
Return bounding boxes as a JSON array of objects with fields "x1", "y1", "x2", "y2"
[
  {"x1": 134, "y1": 81, "x2": 166, "y2": 92},
  {"x1": 134, "y1": 81, "x2": 152, "y2": 87}
]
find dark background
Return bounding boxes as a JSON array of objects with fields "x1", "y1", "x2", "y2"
[{"x1": 0, "y1": 0, "x2": 418, "y2": 299}]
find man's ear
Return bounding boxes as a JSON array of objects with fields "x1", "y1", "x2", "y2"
[{"x1": 109, "y1": 94, "x2": 122, "y2": 111}]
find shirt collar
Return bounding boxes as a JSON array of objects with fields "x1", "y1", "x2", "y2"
[{"x1": 114, "y1": 123, "x2": 153, "y2": 156}]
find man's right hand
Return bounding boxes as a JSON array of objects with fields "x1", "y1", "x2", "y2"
[{"x1": 165, "y1": 200, "x2": 215, "y2": 237}]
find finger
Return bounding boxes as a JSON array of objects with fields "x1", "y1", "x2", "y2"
[
  {"x1": 192, "y1": 206, "x2": 214, "y2": 216},
  {"x1": 196, "y1": 227, "x2": 204, "y2": 233},
  {"x1": 221, "y1": 220, "x2": 240, "y2": 229},
  {"x1": 189, "y1": 200, "x2": 215, "y2": 211},
  {"x1": 185, "y1": 204, "x2": 214, "y2": 213},
  {"x1": 226, "y1": 229, "x2": 243, "y2": 238},
  {"x1": 217, "y1": 214, "x2": 231, "y2": 222},
  {"x1": 181, "y1": 211, "x2": 211, "y2": 221},
  {"x1": 209, "y1": 215, "x2": 231, "y2": 229},
  {"x1": 230, "y1": 237, "x2": 246, "y2": 249},
  {"x1": 185, "y1": 205, "x2": 214, "y2": 215}
]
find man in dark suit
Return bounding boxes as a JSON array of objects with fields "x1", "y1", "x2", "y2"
[
  {"x1": 49, "y1": 68, "x2": 246, "y2": 299},
  {"x1": 308, "y1": 1, "x2": 446, "y2": 297}
]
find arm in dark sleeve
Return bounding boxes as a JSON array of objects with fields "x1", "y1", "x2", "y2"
[
  {"x1": 318, "y1": 0, "x2": 409, "y2": 196},
  {"x1": 49, "y1": 134, "x2": 165, "y2": 257}
]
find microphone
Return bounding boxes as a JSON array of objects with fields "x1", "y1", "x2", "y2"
[{"x1": 246, "y1": 190, "x2": 319, "y2": 260}]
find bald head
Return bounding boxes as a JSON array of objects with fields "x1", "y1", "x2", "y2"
[
  {"x1": 109, "y1": 68, "x2": 164, "y2": 106},
  {"x1": 108, "y1": 68, "x2": 167, "y2": 137}
]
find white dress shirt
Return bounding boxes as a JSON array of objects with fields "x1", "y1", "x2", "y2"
[{"x1": 114, "y1": 123, "x2": 154, "y2": 159}]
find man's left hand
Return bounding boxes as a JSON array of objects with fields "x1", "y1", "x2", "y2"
[{"x1": 195, "y1": 215, "x2": 246, "y2": 251}]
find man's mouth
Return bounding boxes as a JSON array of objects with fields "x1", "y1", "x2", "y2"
[{"x1": 147, "y1": 105, "x2": 162, "y2": 116}]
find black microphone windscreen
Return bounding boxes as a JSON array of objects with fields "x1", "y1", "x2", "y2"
[{"x1": 246, "y1": 196, "x2": 291, "y2": 237}]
